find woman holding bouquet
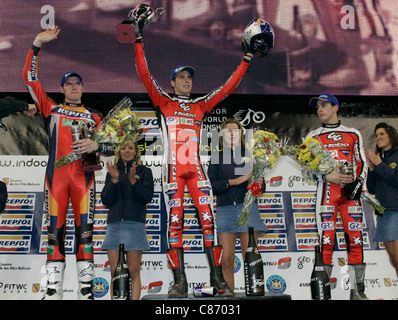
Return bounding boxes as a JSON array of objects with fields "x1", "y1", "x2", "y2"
[
  {"x1": 101, "y1": 140, "x2": 154, "y2": 299},
  {"x1": 208, "y1": 118, "x2": 267, "y2": 292},
  {"x1": 365, "y1": 122, "x2": 398, "y2": 277}
]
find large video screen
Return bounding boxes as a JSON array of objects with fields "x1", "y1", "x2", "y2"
[{"x1": 1, "y1": 0, "x2": 397, "y2": 95}]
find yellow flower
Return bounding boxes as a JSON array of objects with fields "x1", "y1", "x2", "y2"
[
  {"x1": 295, "y1": 136, "x2": 337, "y2": 175},
  {"x1": 309, "y1": 155, "x2": 321, "y2": 169},
  {"x1": 268, "y1": 154, "x2": 276, "y2": 164},
  {"x1": 254, "y1": 149, "x2": 265, "y2": 158}
]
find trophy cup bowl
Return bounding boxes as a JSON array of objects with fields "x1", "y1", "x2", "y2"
[
  {"x1": 339, "y1": 161, "x2": 356, "y2": 199},
  {"x1": 339, "y1": 161, "x2": 354, "y2": 177},
  {"x1": 116, "y1": 3, "x2": 164, "y2": 43},
  {"x1": 81, "y1": 122, "x2": 102, "y2": 172}
]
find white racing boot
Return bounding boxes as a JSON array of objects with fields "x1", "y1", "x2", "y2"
[
  {"x1": 42, "y1": 261, "x2": 65, "y2": 300},
  {"x1": 77, "y1": 260, "x2": 95, "y2": 300}
]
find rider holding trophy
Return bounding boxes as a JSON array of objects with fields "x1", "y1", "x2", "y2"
[
  {"x1": 126, "y1": 4, "x2": 274, "y2": 297},
  {"x1": 23, "y1": 27, "x2": 114, "y2": 300},
  {"x1": 306, "y1": 93, "x2": 368, "y2": 300}
]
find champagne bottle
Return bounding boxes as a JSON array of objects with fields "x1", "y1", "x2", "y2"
[
  {"x1": 244, "y1": 227, "x2": 265, "y2": 296},
  {"x1": 112, "y1": 244, "x2": 131, "y2": 300},
  {"x1": 310, "y1": 245, "x2": 331, "y2": 300}
]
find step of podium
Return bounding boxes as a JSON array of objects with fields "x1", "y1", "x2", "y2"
[{"x1": 142, "y1": 292, "x2": 291, "y2": 300}]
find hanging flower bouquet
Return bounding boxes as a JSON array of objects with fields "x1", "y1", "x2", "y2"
[
  {"x1": 295, "y1": 136, "x2": 385, "y2": 215},
  {"x1": 361, "y1": 191, "x2": 385, "y2": 215},
  {"x1": 54, "y1": 150, "x2": 82, "y2": 168},
  {"x1": 238, "y1": 129, "x2": 281, "y2": 226},
  {"x1": 54, "y1": 97, "x2": 142, "y2": 168}
]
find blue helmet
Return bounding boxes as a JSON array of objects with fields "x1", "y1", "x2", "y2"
[{"x1": 242, "y1": 19, "x2": 275, "y2": 57}]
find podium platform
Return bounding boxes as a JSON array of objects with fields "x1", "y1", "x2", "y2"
[{"x1": 142, "y1": 292, "x2": 291, "y2": 301}]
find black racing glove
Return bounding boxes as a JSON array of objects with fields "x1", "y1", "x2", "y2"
[
  {"x1": 341, "y1": 178, "x2": 363, "y2": 200},
  {"x1": 132, "y1": 18, "x2": 146, "y2": 38},
  {"x1": 242, "y1": 34, "x2": 272, "y2": 57},
  {"x1": 241, "y1": 40, "x2": 254, "y2": 58},
  {"x1": 252, "y1": 38, "x2": 271, "y2": 57}
]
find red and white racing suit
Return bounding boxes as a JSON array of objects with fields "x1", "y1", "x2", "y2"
[
  {"x1": 306, "y1": 122, "x2": 367, "y2": 265},
  {"x1": 23, "y1": 46, "x2": 113, "y2": 263},
  {"x1": 135, "y1": 39, "x2": 250, "y2": 248}
]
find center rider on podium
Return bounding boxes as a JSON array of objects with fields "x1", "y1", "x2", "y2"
[{"x1": 130, "y1": 4, "x2": 274, "y2": 297}]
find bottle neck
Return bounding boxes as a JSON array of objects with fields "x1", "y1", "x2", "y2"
[
  {"x1": 248, "y1": 227, "x2": 256, "y2": 247},
  {"x1": 314, "y1": 245, "x2": 323, "y2": 265},
  {"x1": 118, "y1": 244, "x2": 126, "y2": 263}
]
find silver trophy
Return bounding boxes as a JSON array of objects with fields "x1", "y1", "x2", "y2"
[
  {"x1": 81, "y1": 122, "x2": 102, "y2": 172},
  {"x1": 116, "y1": 3, "x2": 164, "y2": 43},
  {"x1": 339, "y1": 161, "x2": 354, "y2": 177},
  {"x1": 339, "y1": 159, "x2": 358, "y2": 199}
]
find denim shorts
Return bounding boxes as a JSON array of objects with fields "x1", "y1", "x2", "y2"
[
  {"x1": 215, "y1": 202, "x2": 268, "y2": 234},
  {"x1": 373, "y1": 211, "x2": 398, "y2": 243},
  {"x1": 102, "y1": 220, "x2": 151, "y2": 252}
]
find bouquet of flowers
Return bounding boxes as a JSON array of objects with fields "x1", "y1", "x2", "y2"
[
  {"x1": 54, "y1": 97, "x2": 142, "y2": 168},
  {"x1": 361, "y1": 191, "x2": 385, "y2": 215},
  {"x1": 296, "y1": 136, "x2": 336, "y2": 175},
  {"x1": 95, "y1": 97, "x2": 143, "y2": 144},
  {"x1": 238, "y1": 129, "x2": 281, "y2": 226}
]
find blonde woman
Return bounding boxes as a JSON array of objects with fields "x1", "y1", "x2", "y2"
[{"x1": 101, "y1": 141, "x2": 154, "y2": 299}]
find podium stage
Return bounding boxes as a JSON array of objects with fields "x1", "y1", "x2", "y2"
[{"x1": 142, "y1": 292, "x2": 291, "y2": 301}]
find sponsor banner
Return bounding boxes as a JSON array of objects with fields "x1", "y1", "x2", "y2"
[
  {"x1": 0, "y1": 214, "x2": 33, "y2": 232},
  {"x1": 0, "y1": 235, "x2": 31, "y2": 253},
  {"x1": 2, "y1": 251, "x2": 397, "y2": 300}
]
